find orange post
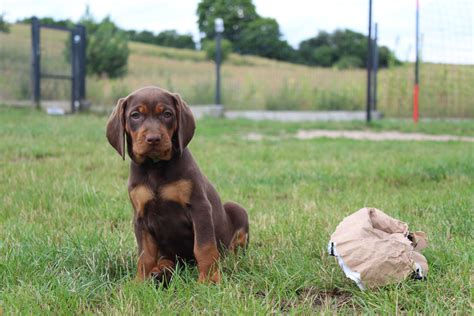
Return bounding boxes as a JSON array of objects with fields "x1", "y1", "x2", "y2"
[{"x1": 414, "y1": 0, "x2": 420, "y2": 123}]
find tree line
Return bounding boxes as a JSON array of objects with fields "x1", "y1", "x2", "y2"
[
  {"x1": 197, "y1": 0, "x2": 399, "y2": 68},
  {"x1": 17, "y1": 16, "x2": 196, "y2": 50},
  {"x1": 15, "y1": 0, "x2": 400, "y2": 78}
]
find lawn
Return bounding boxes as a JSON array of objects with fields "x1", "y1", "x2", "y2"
[{"x1": 0, "y1": 106, "x2": 472, "y2": 314}]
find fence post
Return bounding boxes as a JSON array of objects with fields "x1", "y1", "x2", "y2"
[
  {"x1": 78, "y1": 25, "x2": 86, "y2": 103},
  {"x1": 31, "y1": 17, "x2": 41, "y2": 109},
  {"x1": 372, "y1": 23, "x2": 378, "y2": 111},
  {"x1": 71, "y1": 27, "x2": 79, "y2": 113},
  {"x1": 214, "y1": 18, "x2": 224, "y2": 106},
  {"x1": 413, "y1": 0, "x2": 420, "y2": 123},
  {"x1": 366, "y1": 0, "x2": 373, "y2": 122}
]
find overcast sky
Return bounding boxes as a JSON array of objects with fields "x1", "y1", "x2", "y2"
[{"x1": 2, "y1": 0, "x2": 472, "y2": 63}]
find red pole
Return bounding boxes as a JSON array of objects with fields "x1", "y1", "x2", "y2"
[{"x1": 414, "y1": 0, "x2": 420, "y2": 123}]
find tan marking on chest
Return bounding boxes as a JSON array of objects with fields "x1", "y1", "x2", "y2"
[
  {"x1": 160, "y1": 179, "x2": 192, "y2": 206},
  {"x1": 129, "y1": 185, "x2": 154, "y2": 217}
]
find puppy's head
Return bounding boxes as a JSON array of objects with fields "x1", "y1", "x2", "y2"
[{"x1": 106, "y1": 86, "x2": 195, "y2": 163}]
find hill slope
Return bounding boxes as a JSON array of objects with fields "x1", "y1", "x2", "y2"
[{"x1": 1, "y1": 24, "x2": 472, "y2": 117}]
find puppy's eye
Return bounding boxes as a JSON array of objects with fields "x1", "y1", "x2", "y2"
[
  {"x1": 130, "y1": 111, "x2": 141, "y2": 119},
  {"x1": 162, "y1": 111, "x2": 173, "y2": 119}
]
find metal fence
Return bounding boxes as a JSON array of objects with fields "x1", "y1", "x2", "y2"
[
  {"x1": 0, "y1": 1, "x2": 472, "y2": 118},
  {"x1": 31, "y1": 17, "x2": 86, "y2": 112}
]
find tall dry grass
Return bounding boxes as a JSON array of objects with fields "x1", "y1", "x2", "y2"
[{"x1": 1, "y1": 24, "x2": 473, "y2": 117}]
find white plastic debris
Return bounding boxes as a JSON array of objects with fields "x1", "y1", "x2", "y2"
[{"x1": 46, "y1": 107, "x2": 65, "y2": 115}]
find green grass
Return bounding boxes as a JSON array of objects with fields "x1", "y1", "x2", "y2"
[{"x1": 0, "y1": 106, "x2": 473, "y2": 314}]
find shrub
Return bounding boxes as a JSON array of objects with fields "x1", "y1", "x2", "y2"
[
  {"x1": 202, "y1": 39, "x2": 232, "y2": 63},
  {"x1": 335, "y1": 55, "x2": 363, "y2": 69},
  {"x1": 85, "y1": 18, "x2": 129, "y2": 78},
  {"x1": 0, "y1": 13, "x2": 10, "y2": 33}
]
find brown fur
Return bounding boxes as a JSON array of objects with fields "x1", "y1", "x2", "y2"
[
  {"x1": 160, "y1": 180, "x2": 193, "y2": 207},
  {"x1": 194, "y1": 243, "x2": 220, "y2": 283},
  {"x1": 136, "y1": 230, "x2": 159, "y2": 281},
  {"x1": 106, "y1": 86, "x2": 249, "y2": 284}
]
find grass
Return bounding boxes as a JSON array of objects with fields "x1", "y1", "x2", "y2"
[
  {"x1": 1, "y1": 24, "x2": 473, "y2": 117},
  {"x1": 0, "y1": 106, "x2": 472, "y2": 314}
]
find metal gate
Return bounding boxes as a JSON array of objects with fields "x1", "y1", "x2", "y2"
[{"x1": 30, "y1": 16, "x2": 86, "y2": 113}]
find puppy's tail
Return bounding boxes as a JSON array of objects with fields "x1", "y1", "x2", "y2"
[{"x1": 224, "y1": 201, "x2": 249, "y2": 250}]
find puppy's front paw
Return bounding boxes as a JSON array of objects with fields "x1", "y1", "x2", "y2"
[
  {"x1": 150, "y1": 261, "x2": 174, "y2": 285},
  {"x1": 198, "y1": 267, "x2": 220, "y2": 284}
]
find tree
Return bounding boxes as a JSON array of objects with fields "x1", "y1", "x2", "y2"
[
  {"x1": 238, "y1": 17, "x2": 296, "y2": 61},
  {"x1": 132, "y1": 30, "x2": 156, "y2": 44},
  {"x1": 18, "y1": 16, "x2": 74, "y2": 28},
  {"x1": 197, "y1": 0, "x2": 258, "y2": 53},
  {"x1": 335, "y1": 55, "x2": 363, "y2": 69},
  {"x1": 197, "y1": 0, "x2": 298, "y2": 62},
  {"x1": 202, "y1": 39, "x2": 233, "y2": 62},
  {"x1": 299, "y1": 31, "x2": 331, "y2": 65},
  {"x1": 127, "y1": 29, "x2": 196, "y2": 50},
  {"x1": 378, "y1": 46, "x2": 401, "y2": 67},
  {"x1": 331, "y1": 29, "x2": 366, "y2": 63},
  {"x1": 0, "y1": 13, "x2": 10, "y2": 33},
  {"x1": 155, "y1": 30, "x2": 195, "y2": 49},
  {"x1": 298, "y1": 29, "x2": 399, "y2": 68},
  {"x1": 312, "y1": 46, "x2": 336, "y2": 67},
  {"x1": 80, "y1": 8, "x2": 129, "y2": 78}
]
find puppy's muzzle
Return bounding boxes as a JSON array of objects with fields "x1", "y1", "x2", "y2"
[{"x1": 145, "y1": 134, "x2": 162, "y2": 145}]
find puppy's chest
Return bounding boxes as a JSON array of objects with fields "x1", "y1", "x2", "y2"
[{"x1": 129, "y1": 179, "x2": 193, "y2": 219}]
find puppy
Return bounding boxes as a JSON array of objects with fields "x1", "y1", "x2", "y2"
[{"x1": 106, "y1": 86, "x2": 249, "y2": 283}]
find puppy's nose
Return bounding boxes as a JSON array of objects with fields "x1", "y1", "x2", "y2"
[{"x1": 145, "y1": 134, "x2": 161, "y2": 144}]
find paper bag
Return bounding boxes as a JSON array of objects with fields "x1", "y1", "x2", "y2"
[{"x1": 328, "y1": 207, "x2": 428, "y2": 289}]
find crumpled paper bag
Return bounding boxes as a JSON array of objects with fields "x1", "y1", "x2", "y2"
[{"x1": 328, "y1": 207, "x2": 428, "y2": 290}]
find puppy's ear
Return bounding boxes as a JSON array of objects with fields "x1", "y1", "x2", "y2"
[
  {"x1": 106, "y1": 97, "x2": 128, "y2": 160},
  {"x1": 172, "y1": 93, "x2": 195, "y2": 155}
]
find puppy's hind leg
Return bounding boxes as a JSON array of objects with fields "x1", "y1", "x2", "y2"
[{"x1": 224, "y1": 201, "x2": 249, "y2": 252}]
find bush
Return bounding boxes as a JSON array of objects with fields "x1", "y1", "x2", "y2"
[
  {"x1": 335, "y1": 55, "x2": 363, "y2": 69},
  {"x1": 312, "y1": 46, "x2": 336, "y2": 67},
  {"x1": 154, "y1": 30, "x2": 195, "y2": 49},
  {"x1": 0, "y1": 13, "x2": 10, "y2": 33},
  {"x1": 202, "y1": 39, "x2": 232, "y2": 63},
  {"x1": 85, "y1": 18, "x2": 129, "y2": 78},
  {"x1": 77, "y1": 7, "x2": 129, "y2": 78}
]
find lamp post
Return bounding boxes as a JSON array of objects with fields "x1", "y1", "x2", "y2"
[
  {"x1": 366, "y1": 0, "x2": 373, "y2": 123},
  {"x1": 215, "y1": 18, "x2": 224, "y2": 105}
]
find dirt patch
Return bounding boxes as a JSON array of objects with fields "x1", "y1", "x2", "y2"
[
  {"x1": 255, "y1": 287, "x2": 353, "y2": 312},
  {"x1": 296, "y1": 130, "x2": 474, "y2": 142},
  {"x1": 296, "y1": 287, "x2": 353, "y2": 309},
  {"x1": 245, "y1": 130, "x2": 474, "y2": 142}
]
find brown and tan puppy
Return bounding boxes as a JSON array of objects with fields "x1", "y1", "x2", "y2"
[{"x1": 106, "y1": 86, "x2": 249, "y2": 284}]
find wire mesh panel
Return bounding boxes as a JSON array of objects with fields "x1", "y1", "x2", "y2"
[
  {"x1": 0, "y1": 20, "x2": 85, "y2": 111},
  {"x1": 378, "y1": 0, "x2": 473, "y2": 118},
  {"x1": 39, "y1": 27, "x2": 72, "y2": 102},
  {"x1": 419, "y1": 0, "x2": 473, "y2": 117},
  {"x1": 0, "y1": 24, "x2": 31, "y2": 102}
]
